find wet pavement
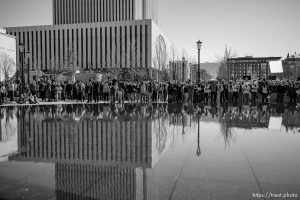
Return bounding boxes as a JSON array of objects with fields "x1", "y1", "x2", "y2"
[{"x1": 0, "y1": 103, "x2": 300, "y2": 200}]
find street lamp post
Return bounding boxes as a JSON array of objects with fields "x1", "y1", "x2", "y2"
[
  {"x1": 26, "y1": 51, "x2": 31, "y2": 84},
  {"x1": 19, "y1": 43, "x2": 31, "y2": 92},
  {"x1": 18, "y1": 43, "x2": 25, "y2": 94},
  {"x1": 182, "y1": 57, "x2": 185, "y2": 82},
  {"x1": 197, "y1": 40, "x2": 202, "y2": 82}
]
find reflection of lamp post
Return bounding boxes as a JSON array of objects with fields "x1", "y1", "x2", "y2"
[
  {"x1": 197, "y1": 40, "x2": 202, "y2": 82},
  {"x1": 182, "y1": 57, "x2": 185, "y2": 82},
  {"x1": 196, "y1": 112, "x2": 201, "y2": 156},
  {"x1": 182, "y1": 112, "x2": 185, "y2": 135}
]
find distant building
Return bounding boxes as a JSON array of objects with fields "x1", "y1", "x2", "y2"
[
  {"x1": 169, "y1": 59, "x2": 190, "y2": 82},
  {"x1": 227, "y1": 56, "x2": 281, "y2": 80},
  {"x1": 282, "y1": 52, "x2": 300, "y2": 80}
]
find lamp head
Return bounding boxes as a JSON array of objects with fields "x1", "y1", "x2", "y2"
[{"x1": 197, "y1": 40, "x2": 202, "y2": 50}]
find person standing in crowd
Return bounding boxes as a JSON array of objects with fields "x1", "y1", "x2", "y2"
[
  {"x1": 261, "y1": 83, "x2": 269, "y2": 103},
  {"x1": 204, "y1": 82, "x2": 210, "y2": 104},
  {"x1": 51, "y1": 80, "x2": 56, "y2": 101},
  {"x1": 56, "y1": 83, "x2": 63, "y2": 101},
  {"x1": 251, "y1": 81, "x2": 258, "y2": 103},
  {"x1": 210, "y1": 81, "x2": 218, "y2": 104},
  {"x1": 103, "y1": 82, "x2": 110, "y2": 102},
  {"x1": 98, "y1": 81, "x2": 104, "y2": 102},
  {"x1": 276, "y1": 81, "x2": 286, "y2": 103},
  {"x1": 87, "y1": 80, "x2": 93, "y2": 103},
  {"x1": 8, "y1": 81, "x2": 15, "y2": 102},
  {"x1": 66, "y1": 81, "x2": 73, "y2": 100},
  {"x1": 228, "y1": 81, "x2": 233, "y2": 103},
  {"x1": 232, "y1": 81, "x2": 239, "y2": 104},
  {"x1": 242, "y1": 82, "x2": 250, "y2": 103},
  {"x1": 61, "y1": 82, "x2": 66, "y2": 101},
  {"x1": 76, "y1": 81, "x2": 82, "y2": 102},
  {"x1": 29, "y1": 81, "x2": 37, "y2": 96},
  {"x1": 140, "y1": 82, "x2": 147, "y2": 103},
  {"x1": 93, "y1": 81, "x2": 99, "y2": 102},
  {"x1": 39, "y1": 80, "x2": 46, "y2": 101},
  {"x1": 288, "y1": 81, "x2": 297, "y2": 104},
  {"x1": 219, "y1": 81, "x2": 226, "y2": 104},
  {"x1": 0, "y1": 83, "x2": 5, "y2": 105},
  {"x1": 72, "y1": 81, "x2": 77, "y2": 100},
  {"x1": 187, "y1": 81, "x2": 194, "y2": 104}
]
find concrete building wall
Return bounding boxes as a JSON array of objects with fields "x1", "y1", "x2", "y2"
[
  {"x1": 6, "y1": 20, "x2": 154, "y2": 72},
  {"x1": 55, "y1": 163, "x2": 137, "y2": 200},
  {"x1": 53, "y1": 0, "x2": 158, "y2": 25}
]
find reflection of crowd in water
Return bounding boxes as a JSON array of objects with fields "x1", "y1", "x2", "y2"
[{"x1": 1, "y1": 103, "x2": 300, "y2": 129}]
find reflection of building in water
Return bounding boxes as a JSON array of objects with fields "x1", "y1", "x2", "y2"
[
  {"x1": 10, "y1": 105, "x2": 174, "y2": 200},
  {"x1": 56, "y1": 163, "x2": 137, "y2": 200},
  {"x1": 15, "y1": 117, "x2": 153, "y2": 167}
]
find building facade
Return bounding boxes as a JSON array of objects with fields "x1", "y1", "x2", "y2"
[
  {"x1": 227, "y1": 57, "x2": 281, "y2": 80},
  {"x1": 53, "y1": 0, "x2": 158, "y2": 25},
  {"x1": 282, "y1": 53, "x2": 300, "y2": 80},
  {"x1": 6, "y1": 0, "x2": 170, "y2": 81}
]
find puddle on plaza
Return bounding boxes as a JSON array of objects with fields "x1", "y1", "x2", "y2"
[{"x1": 0, "y1": 103, "x2": 300, "y2": 199}]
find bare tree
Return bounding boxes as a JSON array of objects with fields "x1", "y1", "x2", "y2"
[
  {"x1": 153, "y1": 35, "x2": 168, "y2": 81},
  {"x1": 0, "y1": 52, "x2": 16, "y2": 82},
  {"x1": 216, "y1": 45, "x2": 238, "y2": 80},
  {"x1": 170, "y1": 43, "x2": 178, "y2": 63}
]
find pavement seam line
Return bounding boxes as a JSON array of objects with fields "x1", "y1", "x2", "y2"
[
  {"x1": 168, "y1": 148, "x2": 192, "y2": 200},
  {"x1": 241, "y1": 145, "x2": 265, "y2": 198}
]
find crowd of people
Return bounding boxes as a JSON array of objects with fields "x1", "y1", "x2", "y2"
[{"x1": 0, "y1": 78, "x2": 300, "y2": 105}]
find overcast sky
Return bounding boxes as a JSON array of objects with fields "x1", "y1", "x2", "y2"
[{"x1": 0, "y1": 0, "x2": 299, "y2": 62}]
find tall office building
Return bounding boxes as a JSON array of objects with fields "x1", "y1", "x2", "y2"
[
  {"x1": 6, "y1": 0, "x2": 169, "y2": 81},
  {"x1": 53, "y1": 0, "x2": 158, "y2": 24}
]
